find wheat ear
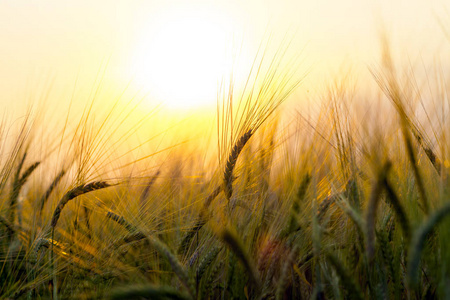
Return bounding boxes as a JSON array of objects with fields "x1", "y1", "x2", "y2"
[
  {"x1": 407, "y1": 202, "x2": 450, "y2": 288},
  {"x1": 220, "y1": 228, "x2": 261, "y2": 290},
  {"x1": 196, "y1": 246, "x2": 222, "y2": 282},
  {"x1": 366, "y1": 161, "x2": 391, "y2": 261},
  {"x1": 38, "y1": 169, "x2": 66, "y2": 214},
  {"x1": 148, "y1": 236, "x2": 195, "y2": 298},
  {"x1": 140, "y1": 170, "x2": 160, "y2": 204},
  {"x1": 275, "y1": 245, "x2": 299, "y2": 300},
  {"x1": 326, "y1": 252, "x2": 364, "y2": 300},
  {"x1": 9, "y1": 161, "x2": 40, "y2": 224},
  {"x1": 223, "y1": 129, "x2": 253, "y2": 200},
  {"x1": 106, "y1": 211, "x2": 146, "y2": 245},
  {"x1": 51, "y1": 181, "x2": 111, "y2": 229},
  {"x1": 178, "y1": 181, "x2": 236, "y2": 256},
  {"x1": 382, "y1": 176, "x2": 411, "y2": 242}
]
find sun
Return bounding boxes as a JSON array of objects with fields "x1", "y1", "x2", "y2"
[{"x1": 131, "y1": 6, "x2": 235, "y2": 110}]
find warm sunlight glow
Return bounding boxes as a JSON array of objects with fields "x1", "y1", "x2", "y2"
[{"x1": 131, "y1": 6, "x2": 234, "y2": 110}]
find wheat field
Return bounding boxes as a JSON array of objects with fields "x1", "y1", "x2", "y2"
[{"x1": 1, "y1": 33, "x2": 450, "y2": 300}]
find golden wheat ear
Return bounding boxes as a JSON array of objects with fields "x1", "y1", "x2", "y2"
[
  {"x1": 223, "y1": 129, "x2": 253, "y2": 201},
  {"x1": 38, "y1": 168, "x2": 66, "y2": 215},
  {"x1": 50, "y1": 181, "x2": 113, "y2": 229}
]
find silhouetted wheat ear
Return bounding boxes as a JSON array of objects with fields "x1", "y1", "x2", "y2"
[
  {"x1": 106, "y1": 211, "x2": 147, "y2": 245},
  {"x1": 179, "y1": 178, "x2": 238, "y2": 256},
  {"x1": 196, "y1": 246, "x2": 222, "y2": 282},
  {"x1": 220, "y1": 228, "x2": 261, "y2": 290},
  {"x1": 366, "y1": 161, "x2": 391, "y2": 262},
  {"x1": 106, "y1": 211, "x2": 135, "y2": 233},
  {"x1": 275, "y1": 244, "x2": 299, "y2": 300},
  {"x1": 0, "y1": 214, "x2": 16, "y2": 237},
  {"x1": 402, "y1": 125, "x2": 429, "y2": 214},
  {"x1": 407, "y1": 202, "x2": 450, "y2": 288},
  {"x1": 317, "y1": 194, "x2": 336, "y2": 221},
  {"x1": 223, "y1": 129, "x2": 253, "y2": 200},
  {"x1": 140, "y1": 170, "x2": 160, "y2": 204},
  {"x1": 410, "y1": 126, "x2": 442, "y2": 172},
  {"x1": 178, "y1": 219, "x2": 206, "y2": 255},
  {"x1": 148, "y1": 236, "x2": 195, "y2": 298},
  {"x1": 39, "y1": 169, "x2": 66, "y2": 214},
  {"x1": 9, "y1": 161, "x2": 40, "y2": 225},
  {"x1": 325, "y1": 252, "x2": 364, "y2": 300},
  {"x1": 51, "y1": 181, "x2": 111, "y2": 228},
  {"x1": 382, "y1": 176, "x2": 411, "y2": 242}
]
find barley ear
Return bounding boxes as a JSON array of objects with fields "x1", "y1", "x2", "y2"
[
  {"x1": 382, "y1": 176, "x2": 411, "y2": 242},
  {"x1": 9, "y1": 161, "x2": 40, "y2": 225},
  {"x1": 317, "y1": 194, "x2": 336, "y2": 222},
  {"x1": 148, "y1": 236, "x2": 195, "y2": 298},
  {"x1": 51, "y1": 181, "x2": 112, "y2": 229},
  {"x1": 279, "y1": 173, "x2": 311, "y2": 239},
  {"x1": 202, "y1": 261, "x2": 223, "y2": 299},
  {"x1": 220, "y1": 228, "x2": 261, "y2": 290},
  {"x1": 178, "y1": 183, "x2": 225, "y2": 255},
  {"x1": 196, "y1": 246, "x2": 222, "y2": 282},
  {"x1": 38, "y1": 169, "x2": 66, "y2": 214},
  {"x1": 366, "y1": 161, "x2": 391, "y2": 261},
  {"x1": 275, "y1": 245, "x2": 299, "y2": 300},
  {"x1": 402, "y1": 125, "x2": 429, "y2": 214},
  {"x1": 178, "y1": 219, "x2": 206, "y2": 256},
  {"x1": 140, "y1": 170, "x2": 160, "y2": 204},
  {"x1": 106, "y1": 211, "x2": 136, "y2": 233},
  {"x1": 376, "y1": 230, "x2": 395, "y2": 286},
  {"x1": 325, "y1": 252, "x2": 364, "y2": 300},
  {"x1": 407, "y1": 202, "x2": 450, "y2": 288},
  {"x1": 223, "y1": 129, "x2": 253, "y2": 200},
  {"x1": 410, "y1": 125, "x2": 441, "y2": 173},
  {"x1": 106, "y1": 211, "x2": 146, "y2": 245}
]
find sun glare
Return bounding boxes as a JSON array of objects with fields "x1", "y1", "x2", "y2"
[{"x1": 132, "y1": 7, "x2": 235, "y2": 110}]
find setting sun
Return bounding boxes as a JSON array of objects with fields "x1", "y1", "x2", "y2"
[{"x1": 130, "y1": 6, "x2": 235, "y2": 110}]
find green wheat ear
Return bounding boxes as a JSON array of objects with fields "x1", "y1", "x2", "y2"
[
  {"x1": 325, "y1": 252, "x2": 364, "y2": 300},
  {"x1": 38, "y1": 168, "x2": 66, "y2": 215},
  {"x1": 50, "y1": 181, "x2": 112, "y2": 229},
  {"x1": 365, "y1": 161, "x2": 391, "y2": 262},
  {"x1": 148, "y1": 236, "x2": 196, "y2": 298},
  {"x1": 196, "y1": 246, "x2": 222, "y2": 282},
  {"x1": 275, "y1": 244, "x2": 299, "y2": 300},
  {"x1": 382, "y1": 175, "x2": 411, "y2": 242},
  {"x1": 407, "y1": 202, "x2": 450, "y2": 288},
  {"x1": 220, "y1": 227, "x2": 262, "y2": 291}
]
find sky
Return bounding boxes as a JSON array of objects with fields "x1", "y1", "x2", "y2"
[{"x1": 0, "y1": 0, "x2": 449, "y2": 115}]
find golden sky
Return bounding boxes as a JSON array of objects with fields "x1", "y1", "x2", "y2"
[{"x1": 0, "y1": 0, "x2": 449, "y2": 114}]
